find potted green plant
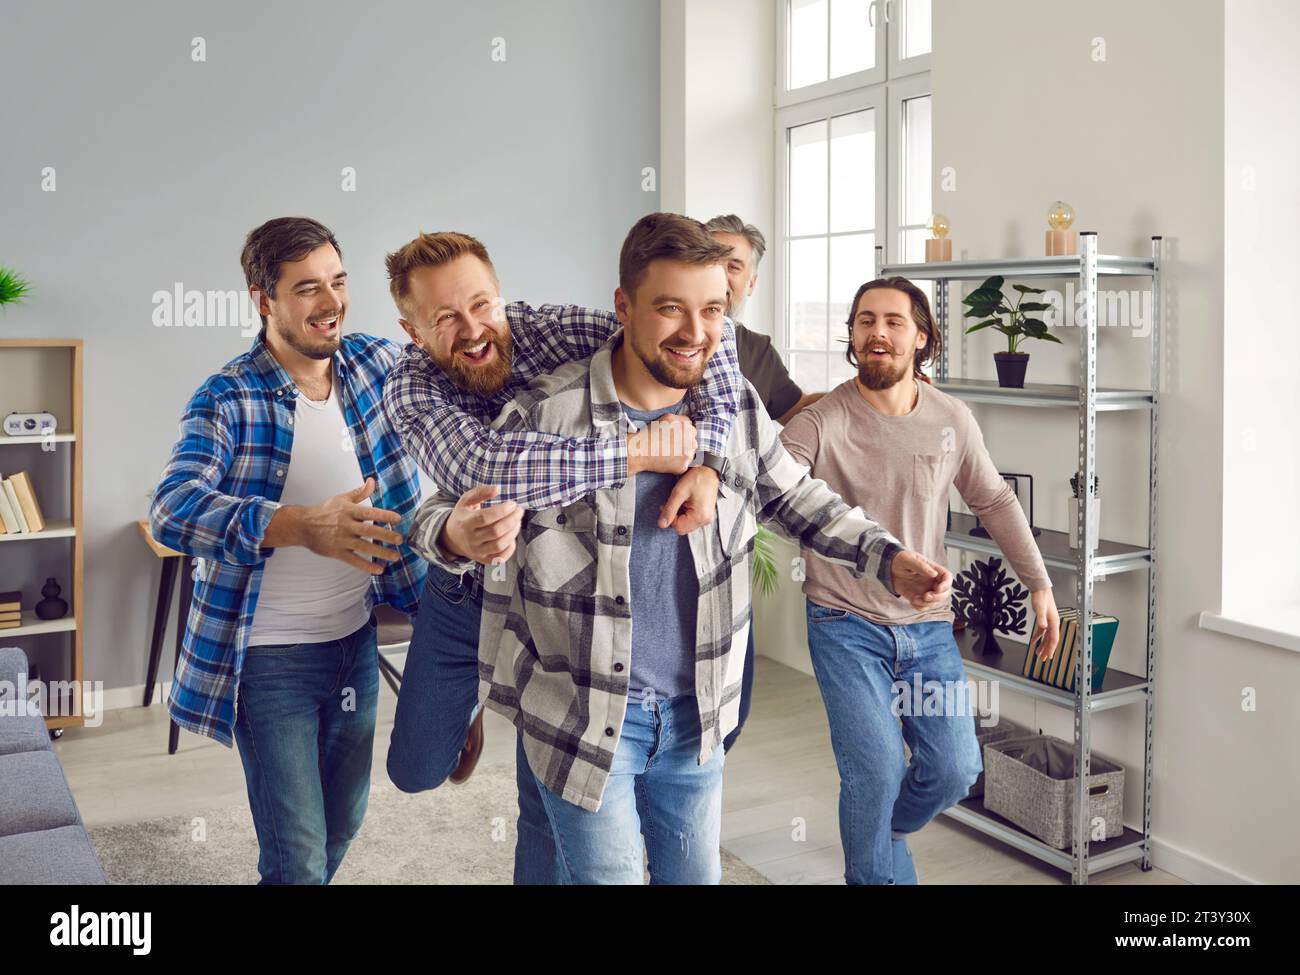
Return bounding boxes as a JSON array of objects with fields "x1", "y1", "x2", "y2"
[
  {"x1": 0, "y1": 267, "x2": 32, "y2": 309},
  {"x1": 962, "y1": 275, "x2": 1061, "y2": 388}
]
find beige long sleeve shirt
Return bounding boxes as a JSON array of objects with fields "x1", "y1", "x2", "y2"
[{"x1": 780, "y1": 378, "x2": 1051, "y2": 625}]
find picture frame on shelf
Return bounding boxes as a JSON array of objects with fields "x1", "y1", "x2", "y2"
[{"x1": 968, "y1": 472, "x2": 1042, "y2": 539}]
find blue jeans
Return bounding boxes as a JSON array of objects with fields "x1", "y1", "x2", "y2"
[
  {"x1": 806, "y1": 600, "x2": 982, "y2": 885},
  {"x1": 233, "y1": 617, "x2": 379, "y2": 884},
  {"x1": 531, "y1": 694, "x2": 724, "y2": 885},
  {"x1": 386, "y1": 565, "x2": 558, "y2": 884}
]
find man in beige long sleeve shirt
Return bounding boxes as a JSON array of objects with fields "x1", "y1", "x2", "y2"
[{"x1": 780, "y1": 276, "x2": 1061, "y2": 885}]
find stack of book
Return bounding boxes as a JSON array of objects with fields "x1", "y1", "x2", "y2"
[
  {"x1": 0, "y1": 471, "x2": 46, "y2": 535},
  {"x1": 1022, "y1": 607, "x2": 1120, "y2": 694},
  {"x1": 0, "y1": 590, "x2": 21, "y2": 630}
]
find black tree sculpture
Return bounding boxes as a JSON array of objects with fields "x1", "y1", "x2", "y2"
[{"x1": 951, "y1": 557, "x2": 1029, "y2": 655}]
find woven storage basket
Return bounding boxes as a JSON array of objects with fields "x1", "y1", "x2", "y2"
[
  {"x1": 983, "y1": 735, "x2": 1125, "y2": 848},
  {"x1": 967, "y1": 715, "x2": 1031, "y2": 798}
]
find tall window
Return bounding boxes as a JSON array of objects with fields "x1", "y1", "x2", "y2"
[{"x1": 777, "y1": 0, "x2": 931, "y2": 392}]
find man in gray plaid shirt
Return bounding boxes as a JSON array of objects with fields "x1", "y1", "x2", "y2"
[{"x1": 413, "y1": 213, "x2": 952, "y2": 883}]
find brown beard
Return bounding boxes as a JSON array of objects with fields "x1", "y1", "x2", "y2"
[
  {"x1": 855, "y1": 344, "x2": 913, "y2": 390},
  {"x1": 639, "y1": 340, "x2": 709, "y2": 390},
  {"x1": 433, "y1": 329, "x2": 514, "y2": 396},
  {"x1": 645, "y1": 351, "x2": 707, "y2": 389}
]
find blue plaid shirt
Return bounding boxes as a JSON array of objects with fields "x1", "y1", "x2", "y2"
[{"x1": 149, "y1": 332, "x2": 426, "y2": 747}]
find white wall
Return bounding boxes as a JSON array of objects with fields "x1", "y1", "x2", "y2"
[
  {"x1": 660, "y1": 0, "x2": 810, "y2": 678},
  {"x1": 1222, "y1": 0, "x2": 1300, "y2": 614},
  {"x1": 930, "y1": 0, "x2": 1294, "y2": 883},
  {"x1": 661, "y1": 0, "x2": 776, "y2": 333},
  {"x1": 930, "y1": 0, "x2": 1300, "y2": 885}
]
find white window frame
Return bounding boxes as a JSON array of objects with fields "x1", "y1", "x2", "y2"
[
  {"x1": 887, "y1": 72, "x2": 933, "y2": 262},
  {"x1": 774, "y1": 88, "x2": 887, "y2": 393},
  {"x1": 887, "y1": 0, "x2": 932, "y2": 79},
  {"x1": 774, "y1": 0, "x2": 886, "y2": 108},
  {"x1": 775, "y1": 0, "x2": 931, "y2": 375}
]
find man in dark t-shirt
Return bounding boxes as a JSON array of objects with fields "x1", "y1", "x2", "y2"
[{"x1": 706, "y1": 214, "x2": 824, "y2": 425}]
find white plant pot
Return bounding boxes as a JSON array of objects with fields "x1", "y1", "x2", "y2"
[{"x1": 1068, "y1": 496, "x2": 1100, "y2": 552}]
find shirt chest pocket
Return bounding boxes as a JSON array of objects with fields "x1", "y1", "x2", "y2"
[
  {"x1": 912, "y1": 452, "x2": 946, "y2": 501},
  {"x1": 523, "y1": 499, "x2": 598, "y2": 592},
  {"x1": 716, "y1": 450, "x2": 759, "y2": 558}
]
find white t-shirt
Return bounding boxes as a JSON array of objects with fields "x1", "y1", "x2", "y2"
[{"x1": 248, "y1": 369, "x2": 374, "y2": 646}]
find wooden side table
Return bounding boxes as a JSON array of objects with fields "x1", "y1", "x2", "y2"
[{"x1": 136, "y1": 520, "x2": 190, "y2": 754}]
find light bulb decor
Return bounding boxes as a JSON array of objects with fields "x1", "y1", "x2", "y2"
[
  {"x1": 924, "y1": 212, "x2": 952, "y2": 262},
  {"x1": 1045, "y1": 200, "x2": 1077, "y2": 256}
]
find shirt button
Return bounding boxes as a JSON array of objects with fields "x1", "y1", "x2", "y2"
[
  {"x1": 616, "y1": 525, "x2": 627, "y2": 536},
  {"x1": 613, "y1": 662, "x2": 624, "y2": 673},
  {"x1": 288, "y1": 416, "x2": 294, "y2": 425},
  {"x1": 276, "y1": 470, "x2": 285, "y2": 478},
  {"x1": 604, "y1": 726, "x2": 615, "y2": 737},
  {"x1": 615, "y1": 595, "x2": 625, "y2": 605},
  {"x1": 557, "y1": 514, "x2": 567, "y2": 525}
]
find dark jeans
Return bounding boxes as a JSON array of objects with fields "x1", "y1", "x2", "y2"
[
  {"x1": 722, "y1": 622, "x2": 755, "y2": 753},
  {"x1": 386, "y1": 565, "x2": 558, "y2": 884},
  {"x1": 233, "y1": 617, "x2": 378, "y2": 884}
]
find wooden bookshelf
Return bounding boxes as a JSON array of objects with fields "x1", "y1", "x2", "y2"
[{"x1": 0, "y1": 339, "x2": 84, "y2": 734}]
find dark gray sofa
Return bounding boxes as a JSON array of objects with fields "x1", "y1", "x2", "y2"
[{"x1": 0, "y1": 647, "x2": 107, "y2": 883}]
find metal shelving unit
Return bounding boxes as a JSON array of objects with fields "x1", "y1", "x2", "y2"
[{"x1": 875, "y1": 234, "x2": 1162, "y2": 884}]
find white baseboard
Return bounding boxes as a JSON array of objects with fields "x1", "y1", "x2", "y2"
[
  {"x1": 1149, "y1": 837, "x2": 1255, "y2": 885},
  {"x1": 100, "y1": 681, "x2": 171, "y2": 712}
]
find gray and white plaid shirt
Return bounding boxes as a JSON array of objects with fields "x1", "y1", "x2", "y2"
[{"x1": 412, "y1": 332, "x2": 904, "y2": 811}]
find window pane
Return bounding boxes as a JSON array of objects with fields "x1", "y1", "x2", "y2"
[
  {"x1": 790, "y1": 353, "x2": 830, "y2": 396},
  {"x1": 830, "y1": 233, "x2": 875, "y2": 336},
  {"x1": 789, "y1": 119, "x2": 829, "y2": 237},
  {"x1": 789, "y1": 0, "x2": 829, "y2": 90},
  {"x1": 900, "y1": 227, "x2": 928, "y2": 263},
  {"x1": 830, "y1": 109, "x2": 875, "y2": 234},
  {"x1": 830, "y1": 0, "x2": 874, "y2": 78},
  {"x1": 901, "y1": 94, "x2": 931, "y2": 227},
  {"x1": 900, "y1": 0, "x2": 932, "y2": 60},
  {"x1": 789, "y1": 237, "x2": 829, "y2": 349}
]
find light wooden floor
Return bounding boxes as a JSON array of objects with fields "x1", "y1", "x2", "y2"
[{"x1": 56, "y1": 654, "x2": 1183, "y2": 885}]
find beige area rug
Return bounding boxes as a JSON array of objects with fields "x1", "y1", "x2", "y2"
[{"x1": 89, "y1": 761, "x2": 769, "y2": 885}]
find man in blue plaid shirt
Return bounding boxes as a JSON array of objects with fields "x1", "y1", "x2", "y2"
[
  {"x1": 381, "y1": 230, "x2": 742, "y2": 883},
  {"x1": 150, "y1": 217, "x2": 426, "y2": 884}
]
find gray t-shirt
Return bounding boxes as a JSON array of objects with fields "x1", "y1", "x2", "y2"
[
  {"x1": 622, "y1": 399, "x2": 698, "y2": 701},
  {"x1": 735, "y1": 322, "x2": 803, "y2": 420}
]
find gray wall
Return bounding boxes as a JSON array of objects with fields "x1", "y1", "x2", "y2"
[{"x1": 0, "y1": 0, "x2": 660, "y2": 693}]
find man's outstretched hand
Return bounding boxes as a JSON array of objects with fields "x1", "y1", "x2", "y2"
[{"x1": 889, "y1": 550, "x2": 954, "y2": 610}]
